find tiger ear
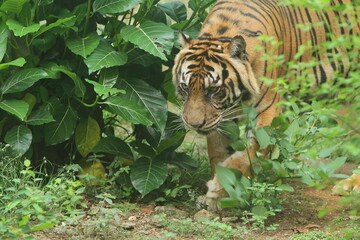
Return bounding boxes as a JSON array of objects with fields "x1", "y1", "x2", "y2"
[
  {"x1": 228, "y1": 35, "x2": 247, "y2": 60},
  {"x1": 178, "y1": 32, "x2": 192, "y2": 48}
]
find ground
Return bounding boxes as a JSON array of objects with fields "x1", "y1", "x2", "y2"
[{"x1": 32, "y1": 163, "x2": 359, "y2": 240}]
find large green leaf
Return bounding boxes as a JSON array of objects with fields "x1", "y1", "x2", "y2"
[
  {"x1": 4, "y1": 125, "x2": 32, "y2": 156},
  {"x1": 105, "y1": 96, "x2": 153, "y2": 126},
  {"x1": 26, "y1": 104, "x2": 55, "y2": 125},
  {"x1": 120, "y1": 21, "x2": 174, "y2": 60},
  {"x1": 44, "y1": 104, "x2": 77, "y2": 146},
  {"x1": 32, "y1": 16, "x2": 75, "y2": 39},
  {"x1": 65, "y1": 33, "x2": 101, "y2": 58},
  {"x1": 75, "y1": 117, "x2": 101, "y2": 157},
  {"x1": 0, "y1": 23, "x2": 7, "y2": 62},
  {"x1": 118, "y1": 78, "x2": 167, "y2": 132},
  {"x1": 93, "y1": 0, "x2": 142, "y2": 14},
  {"x1": 216, "y1": 165, "x2": 250, "y2": 207},
  {"x1": 93, "y1": 136, "x2": 133, "y2": 160},
  {"x1": 158, "y1": 1, "x2": 187, "y2": 23},
  {"x1": 0, "y1": 68, "x2": 48, "y2": 94},
  {"x1": 50, "y1": 65, "x2": 86, "y2": 98},
  {"x1": 0, "y1": 99, "x2": 29, "y2": 121},
  {"x1": 84, "y1": 41, "x2": 127, "y2": 74},
  {"x1": 99, "y1": 67, "x2": 118, "y2": 88},
  {"x1": 6, "y1": 19, "x2": 40, "y2": 37},
  {"x1": 255, "y1": 128, "x2": 271, "y2": 150},
  {"x1": 0, "y1": 0, "x2": 28, "y2": 14},
  {"x1": 160, "y1": 152, "x2": 198, "y2": 171},
  {"x1": 85, "y1": 78, "x2": 124, "y2": 96},
  {"x1": 130, "y1": 157, "x2": 168, "y2": 197},
  {"x1": 0, "y1": 58, "x2": 26, "y2": 70},
  {"x1": 32, "y1": 33, "x2": 56, "y2": 52},
  {"x1": 139, "y1": 112, "x2": 185, "y2": 153}
]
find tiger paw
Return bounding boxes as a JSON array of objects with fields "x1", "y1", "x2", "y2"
[
  {"x1": 332, "y1": 174, "x2": 360, "y2": 195},
  {"x1": 205, "y1": 178, "x2": 227, "y2": 212}
]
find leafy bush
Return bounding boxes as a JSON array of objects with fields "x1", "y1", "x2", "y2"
[
  {"x1": 0, "y1": 154, "x2": 85, "y2": 238},
  {"x1": 0, "y1": 0, "x2": 215, "y2": 196}
]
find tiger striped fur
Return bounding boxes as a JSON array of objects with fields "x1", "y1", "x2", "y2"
[{"x1": 172, "y1": 0, "x2": 359, "y2": 211}]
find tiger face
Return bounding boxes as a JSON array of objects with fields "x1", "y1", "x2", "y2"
[{"x1": 173, "y1": 33, "x2": 260, "y2": 135}]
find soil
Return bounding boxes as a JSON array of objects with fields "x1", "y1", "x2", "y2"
[{"x1": 31, "y1": 161, "x2": 359, "y2": 240}]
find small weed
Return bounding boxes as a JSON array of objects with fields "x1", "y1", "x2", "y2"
[
  {"x1": 150, "y1": 214, "x2": 247, "y2": 240},
  {"x1": 289, "y1": 231, "x2": 334, "y2": 240}
]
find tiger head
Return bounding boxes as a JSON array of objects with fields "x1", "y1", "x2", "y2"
[{"x1": 172, "y1": 33, "x2": 260, "y2": 135}]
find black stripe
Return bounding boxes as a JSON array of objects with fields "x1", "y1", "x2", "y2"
[{"x1": 255, "y1": 93, "x2": 278, "y2": 119}]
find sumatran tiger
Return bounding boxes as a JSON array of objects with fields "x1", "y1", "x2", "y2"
[{"x1": 172, "y1": 0, "x2": 359, "y2": 211}]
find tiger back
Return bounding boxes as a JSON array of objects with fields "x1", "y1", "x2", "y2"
[{"x1": 172, "y1": 0, "x2": 359, "y2": 211}]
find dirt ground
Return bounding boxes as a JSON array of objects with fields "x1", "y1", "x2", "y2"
[{"x1": 32, "y1": 162, "x2": 359, "y2": 240}]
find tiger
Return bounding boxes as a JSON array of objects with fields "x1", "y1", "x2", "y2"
[{"x1": 172, "y1": 0, "x2": 360, "y2": 211}]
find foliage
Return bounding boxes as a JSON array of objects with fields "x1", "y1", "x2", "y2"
[
  {"x1": 0, "y1": 151, "x2": 85, "y2": 239},
  {"x1": 0, "y1": 0, "x2": 216, "y2": 197}
]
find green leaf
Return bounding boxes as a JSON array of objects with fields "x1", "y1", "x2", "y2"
[
  {"x1": 127, "y1": 49, "x2": 155, "y2": 67},
  {"x1": 32, "y1": 33, "x2": 57, "y2": 52},
  {"x1": 105, "y1": 95, "x2": 153, "y2": 126},
  {"x1": 99, "y1": 67, "x2": 118, "y2": 88},
  {"x1": 93, "y1": 0, "x2": 142, "y2": 14},
  {"x1": 158, "y1": 1, "x2": 187, "y2": 23},
  {"x1": 0, "y1": 23, "x2": 8, "y2": 62},
  {"x1": 0, "y1": 99, "x2": 29, "y2": 120},
  {"x1": 271, "y1": 116, "x2": 289, "y2": 131},
  {"x1": 255, "y1": 128, "x2": 271, "y2": 150},
  {"x1": 130, "y1": 157, "x2": 168, "y2": 197},
  {"x1": 84, "y1": 41, "x2": 127, "y2": 74},
  {"x1": 161, "y1": 152, "x2": 198, "y2": 170},
  {"x1": 230, "y1": 140, "x2": 246, "y2": 151},
  {"x1": 93, "y1": 136, "x2": 133, "y2": 160},
  {"x1": 158, "y1": 125, "x2": 185, "y2": 152},
  {"x1": 251, "y1": 205, "x2": 268, "y2": 217},
  {"x1": 0, "y1": 68, "x2": 48, "y2": 94},
  {"x1": 18, "y1": 215, "x2": 29, "y2": 227},
  {"x1": 118, "y1": 78, "x2": 167, "y2": 132},
  {"x1": 216, "y1": 165, "x2": 243, "y2": 197},
  {"x1": 66, "y1": 33, "x2": 101, "y2": 58},
  {"x1": 27, "y1": 104, "x2": 55, "y2": 125},
  {"x1": 0, "y1": 57, "x2": 26, "y2": 70},
  {"x1": 319, "y1": 145, "x2": 338, "y2": 158},
  {"x1": 4, "y1": 125, "x2": 32, "y2": 156},
  {"x1": 73, "y1": 3, "x2": 88, "y2": 24},
  {"x1": 270, "y1": 144, "x2": 280, "y2": 160},
  {"x1": 324, "y1": 157, "x2": 347, "y2": 173},
  {"x1": 121, "y1": 21, "x2": 174, "y2": 60},
  {"x1": 0, "y1": 0, "x2": 28, "y2": 14},
  {"x1": 31, "y1": 222, "x2": 56, "y2": 231},
  {"x1": 32, "y1": 16, "x2": 75, "y2": 39},
  {"x1": 75, "y1": 117, "x2": 101, "y2": 157},
  {"x1": 85, "y1": 78, "x2": 125, "y2": 96},
  {"x1": 51, "y1": 66, "x2": 86, "y2": 98},
  {"x1": 220, "y1": 197, "x2": 241, "y2": 208},
  {"x1": 6, "y1": 19, "x2": 40, "y2": 37},
  {"x1": 140, "y1": 112, "x2": 186, "y2": 153},
  {"x1": 44, "y1": 104, "x2": 77, "y2": 146},
  {"x1": 277, "y1": 184, "x2": 294, "y2": 192}
]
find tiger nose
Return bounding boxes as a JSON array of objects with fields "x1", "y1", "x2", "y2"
[{"x1": 187, "y1": 119, "x2": 206, "y2": 129}]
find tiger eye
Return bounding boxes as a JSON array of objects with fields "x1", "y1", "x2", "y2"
[{"x1": 208, "y1": 86, "x2": 220, "y2": 94}]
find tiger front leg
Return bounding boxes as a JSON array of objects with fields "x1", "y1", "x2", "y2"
[{"x1": 205, "y1": 138, "x2": 258, "y2": 212}]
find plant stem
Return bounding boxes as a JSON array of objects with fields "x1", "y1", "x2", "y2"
[
  {"x1": 83, "y1": 0, "x2": 92, "y2": 36},
  {"x1": 181, "y1": 0, "x2": 215, "y2": 30},
  {"x1": 75, "y1": 96, "x2": 99, "y2": 108}
]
